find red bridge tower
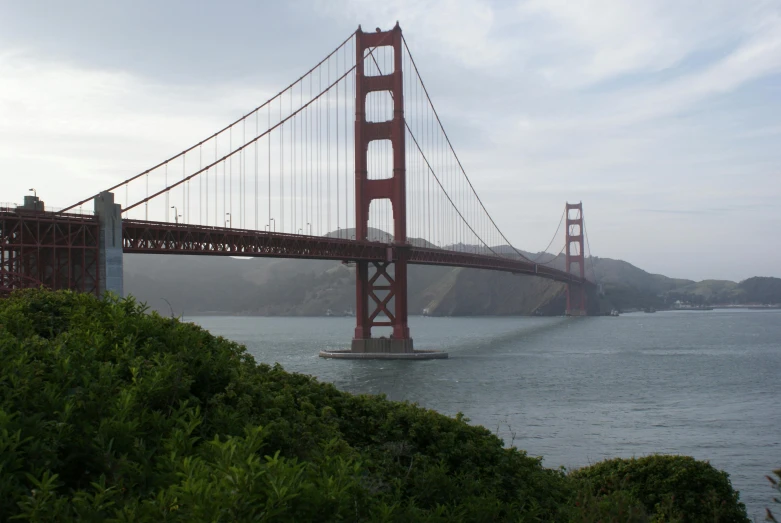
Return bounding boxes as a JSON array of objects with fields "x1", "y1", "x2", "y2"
[
  {"x1": 351, "y1": 24, "x2": 413, "y2": 353},
  {"x1": 565, "y1": 202, "x2": 587, "y2": 316}
]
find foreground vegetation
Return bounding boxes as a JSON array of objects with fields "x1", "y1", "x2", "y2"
[{"x1": 0, "y1": 290, "x2": 751, "y2": 521}]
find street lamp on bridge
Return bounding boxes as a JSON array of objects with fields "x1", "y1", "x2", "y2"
[
  {"x1": 171, "y1": 206, "x2": 178, "y2": 224},
  {"x1": 225, "y1": 212, "x2": 231, "y2": 228},
  {"x1": 28, "y1": 188, "x2": 36, "y2": 198}
]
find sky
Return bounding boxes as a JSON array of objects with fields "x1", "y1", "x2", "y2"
[{"x1": 1, "y1": 0, "x2": 779, "y2": 281}]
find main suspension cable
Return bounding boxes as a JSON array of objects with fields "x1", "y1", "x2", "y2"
[
  {"x1": 60, "y1": 31, "x2": 358, "y2": 214},
  {"x1": 402, "y1": 35, "x2": 534, "y2": 262},
  {"x1": 123, "y1": 64, "x2": 360, "y2": 213},
  {"x1": 123, "y1": 32, "x2": 393, "y2": 215},
  {"x1": 531, "y1": 208, "x2": 566, "y2": 264}
]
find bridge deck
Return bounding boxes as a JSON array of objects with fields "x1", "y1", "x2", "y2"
[
  {"x1": 122, "y1": 219, "x2": 587, "y2": 285},
  {"x1": 0, "y1": 210, "x2": 587, "y2": 291}
]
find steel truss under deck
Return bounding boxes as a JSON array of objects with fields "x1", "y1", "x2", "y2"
[{"x1": 0, "y1": 208, "x2": 100, "y2": 295}]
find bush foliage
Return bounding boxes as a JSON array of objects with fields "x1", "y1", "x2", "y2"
[
  {"x1": 0, "y1": 290, "x2": 750, "y2": 522},
  {"x1": 571, "y1": 456, "x2": 748, "y2": 522}
]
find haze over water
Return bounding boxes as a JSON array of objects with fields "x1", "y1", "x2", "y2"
[{"x1": 193, "y1": 310, "x2": 780, "y2": 519}]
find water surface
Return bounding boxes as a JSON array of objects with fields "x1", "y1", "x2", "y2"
[{"x1": 192, "y1": 310, "x2": 780, "y2": 519}]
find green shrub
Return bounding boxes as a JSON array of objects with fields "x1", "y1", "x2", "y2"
[
  {"x1": 570, "y1": 455, "x2": 749, "y2": 522},
  {"x1": 567, "y1": 486, "x2": 649, "y2": 523},
  {"x1": 0, "y1": 290, "x2": 571, "y2": 521}
]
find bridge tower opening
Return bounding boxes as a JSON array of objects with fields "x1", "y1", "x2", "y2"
[
  {"x1": 351, "y1": 23, "x2": 413, "y2": 354},
  {"x1": 565, "y1": 202, "x2": 587, "y2": 316}
]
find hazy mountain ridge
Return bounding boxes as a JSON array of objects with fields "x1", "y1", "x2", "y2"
[{"x1": 123, "y1": 232, "x2": 781, "y2": 316}]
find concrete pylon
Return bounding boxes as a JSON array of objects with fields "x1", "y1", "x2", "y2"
[{"x1": 94, "y1": 191, "x2": 123, "y2": 297}]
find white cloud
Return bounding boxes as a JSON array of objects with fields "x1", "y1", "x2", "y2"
[
  {"x1": 518, "y1": 0, "x2": 777, "y2": 86},
  {"x1": 0, "y1": 50, "x2": 275, "y2": 206},
  {"x1": 320, "y1": 0, "x2": 513, "y2": 67}
]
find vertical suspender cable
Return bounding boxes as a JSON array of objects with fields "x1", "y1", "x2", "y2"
[
  {"x1": 310, "y1": 80, "x2": 312, "y2": 233},
  {"x1": 290, "y1": 88, "x2": 299, "y2": 234},
  {"x1": 268, "y1": 103, "x2": 271, "y2": 229},
  {"x1": 280, "y1": 94, "x2": 284, "y2": 232},
  {"x1": 336, "y1": 52, "x2": 340, "y2": 234},
  {"x1": 290, "y1": 87, "x2": 294, "y2": 233},
  {"x1": 300, "y1": 82, "x2": 304, "y2": 231},
  {"x1": 199, "y1": 145, "x2": 203, "y2": 225},
  {"x1": 255, "y1": 111, "x2": 260, "y2": 231},
  {"x1": 242, "y1": 120, "x2": 246, "y2": 228},
  {"x1": 327, "y1": 55, "x2": 331, "y2": 235},
  {"x1": 342, "y1": 46, "x2": 350, "y2": 238},
  {"x1": 229, "y1": 127, "x2": 232, "y2": 226},
  {"x1": 317, "y1": 70, "x2": 320, "y2": 235},
  {"x1": 215, "y1": 136, "x2": 218, "y2": 227},
  {"x1": 182, "y1": 155, "x2": 186, "y2": 223}
]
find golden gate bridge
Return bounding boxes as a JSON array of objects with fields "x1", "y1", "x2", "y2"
[{"x1": 0, "y1": 24, "x2": 595, "y2": 358}]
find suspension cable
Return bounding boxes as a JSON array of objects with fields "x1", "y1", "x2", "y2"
[
  {"x1": 405, "y1": 127, "x2": 499, "y2": 255},
  {"x1": 122, "y1": 32, "x2": 393, "y2": 215},
  {"x1": 402, "y1": 35, "x2": 537, "y2": 261},
  {"x1": 530, "y1": 208, "x2": 565, "y2": 263},
  {"x1": 583, "y1": 215, "x2": 597, "y2": 282},
  {"x1": 59, "y1": 31, "x2": 358, "y2": 214},
  {"x1": 123, "y1": 63, "x2": 360, "y2": 213}
]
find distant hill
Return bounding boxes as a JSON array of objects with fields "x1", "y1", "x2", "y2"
[
  {"x1": 661, "y1": 277, "x2": 781, "y2": 307},
  {"x1": 123, "y1": 230, "x2": 781, "y2": 316}
]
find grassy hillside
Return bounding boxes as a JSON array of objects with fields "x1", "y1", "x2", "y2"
[
  {"x1": 658, "y1": 277, "x2": 781, "y2": 306},
  {"x1": 589, "y1": 257, "x2": 693, "y2": 294},
  {"x1": 0, "y1": 290, "x2": 751, "y2": 521},
  {"x1": 737, "y1": 276, "x2": 781, "y2": 304}
]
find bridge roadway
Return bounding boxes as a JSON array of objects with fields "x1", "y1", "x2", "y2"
[{"x1": 122, "y1": 219, "x2": 587, "y2": 285}]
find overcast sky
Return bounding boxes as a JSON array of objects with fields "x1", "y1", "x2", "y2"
[{"x1": 1, "y1": 0, "x2": 779, "y2": 281}]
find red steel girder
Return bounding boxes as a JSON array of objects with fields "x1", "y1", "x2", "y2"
[
  {"x1": 121, "y1": 220, "x2": 589, "y2": 286},
  {"x1": 0, "y1": 208, "x2": 100, "y2": 295},
  {"x1": 1, "y1": 212, "x2": 590, "y2": 297},
  {"x1": 122, "y1": 219, "x2": 390, "y2": 261}
]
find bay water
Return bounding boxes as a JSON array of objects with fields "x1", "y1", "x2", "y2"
[{"x1": 192, "y1": 309, "x2": 780, "y2": 519}]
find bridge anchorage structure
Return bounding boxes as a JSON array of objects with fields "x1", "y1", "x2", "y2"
[{"x1": 0, "y1": 23, "x2": 596, "y2": 360}]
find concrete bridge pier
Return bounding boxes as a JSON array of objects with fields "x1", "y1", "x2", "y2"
[{"x1": 94, "y1": 191, "x2": 123, "y2": 297}]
